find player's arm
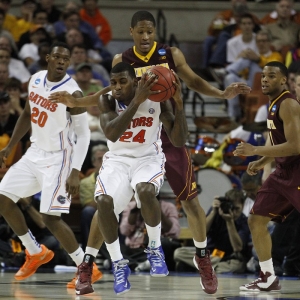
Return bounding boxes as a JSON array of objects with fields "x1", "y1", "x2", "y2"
[
  {"x1": 67, "y1": 91, "x2": 90, "y2": 196},
  {"x1": 48, "y1": 86, "x2": 111, "y2": 108},
  {"x1": 234, "y1": 98, "x2": 300, "y2": 157},
  {"x1": 100, "y1": 75, "x2": 157, "y2": 142},
  {"x1": 171, "y1": 47, "x2": 251, "y2": 100},
  {"x1": 160, "y1": 71, "x2": 188, "y2": 147}
]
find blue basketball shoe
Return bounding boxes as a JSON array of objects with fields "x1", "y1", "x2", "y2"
[
  {"x1": 112, "y1": 259, "x2": 131, "y2": 295},
  {"x1": 145, "y1": 246, "x2": 169, "y2": 277}
]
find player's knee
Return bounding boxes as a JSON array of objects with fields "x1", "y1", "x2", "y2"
[
  {"x1": 136, "y1": 182, "x2": 155, "y2": 202},
  {"x1": 248, "y1": 214, "x2": 269, "y2": 231},
  {"x1": 0, "y1": 194, "x2": 18, "y2": 214},
  {"x1": 42, "y1": 214, "x2": 61, "y2": 228},
  {"x1": 95, "y1": 195, "x2": 113, "y2": 212}
]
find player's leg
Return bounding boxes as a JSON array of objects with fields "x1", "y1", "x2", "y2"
[
  {"x1": 0, "y1": 156, "x2": 54, "y2": 280},
  {"x1": 164, "y1": 144, "x2": 217, "y2": 294},
  {"x1": 133, "y1": 154, "x2": 168, "y2": 277}
]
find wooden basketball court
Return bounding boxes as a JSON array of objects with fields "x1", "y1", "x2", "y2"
[{"x1": 1, "y1": 270, "x2": 300, "y2": 300}]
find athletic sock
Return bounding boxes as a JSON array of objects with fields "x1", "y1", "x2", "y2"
[
  {"x1": 69, "y1": 247, "x2": 84, "y2": 266},
  {"x1": 259, "y1": 258, "x2": 275, "y2": 275},
  {"x1": 145, "y1": 222, "x2": 162, "y2": 249},
  {"x1": 18, "y1": 230, "x2": 41, "y2": 255},
  {"x1": 105, "y1": 238, "x2": 123, "y2": 262}
]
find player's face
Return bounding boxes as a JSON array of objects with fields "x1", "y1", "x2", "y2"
[
  {"x1": 110, "y1": 71, "x2": 136, "y2": 104},
  {"x1": 130, "y1": 20, "x2": 156, "y2": 55},
  {"x1": 46, "y1": 47, "x2": 70, "y2": 81},
  {"x1": 261, "y1": 66, "x2": 286, "y2": 97}
]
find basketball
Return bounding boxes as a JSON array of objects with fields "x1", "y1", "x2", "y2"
[{"x1": 145, "y1": 66, "x2": 176, "y2": 102}]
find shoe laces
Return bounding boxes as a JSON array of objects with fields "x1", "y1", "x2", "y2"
[
  {"x1": 78, "y1": 263, "x2": 92, "y2": 283},
  {"x1": 145, "y1": 248, "x2": 165, "y2": 268},
  {"x1": 113, "y1": 259, "x2": 129, "y2": 285}
]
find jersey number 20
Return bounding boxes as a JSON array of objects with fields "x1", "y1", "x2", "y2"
[{"x1": 31, "y1": 107, "x2": 48, "y2": 128}]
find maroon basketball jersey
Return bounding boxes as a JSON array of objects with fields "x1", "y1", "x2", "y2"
[{"x1": 267, "y1": 90, "x2": 300, "y2": 165}]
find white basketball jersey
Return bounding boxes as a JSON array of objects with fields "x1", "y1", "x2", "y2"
[
  {"x1": 28, "y1": 70, "x2": 81, "y2": 152},
  {"x1": 107, "y1": 99, "x2": 163, "y2": 157}
]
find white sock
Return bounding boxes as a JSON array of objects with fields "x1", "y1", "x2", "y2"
[
  {"x1": 18, "y1": 230, "x2": 41, "y2": 255},
  {"x1": 193, "y1": 238, "x2": 207, "y2": 248},
  {"x1": 69, "y1": 247, "x2": 84, "y2": 266},
  {"x1": 105, "y1": 239, "x2": 123, "y2": 262},
  {"x1": 259, "y1": 258, "x2": 275, "y2": 275},
  {"x1": 85, "y1": 246, "x2": 99, "y2": 258},
  {"x1": 145, "y1": 222, "x2": 161, "y2": 249}
]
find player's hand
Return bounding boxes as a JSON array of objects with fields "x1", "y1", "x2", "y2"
[
  {"x1": 0, "y1": 147, "x2": 10, "y2": 169},
  {"x1": 247, "y1": 160, "x2": 265, "y2": 176},
  {"x1": 133, "y1": 72, "x2": 159, "y2": 104},
  {"x1": 223, "y1": 82, "x2": 251, "y2": 99},
  {"x1": 233, "y1": 141, "x2": 256, "y2": 156},
  {"x1": 65, "y1": 171, "x2": 80, "y2": 198},
  {"x1": 171, "y1": 70, "x2": 183, "y2": 108},
  {"x1": 49, "y1": 91, "x2": 76, "y2": 107}
]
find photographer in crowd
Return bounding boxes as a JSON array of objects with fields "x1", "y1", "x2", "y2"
[{"x1": 174, "y1": 189, "x2": 250, "y2": 273}]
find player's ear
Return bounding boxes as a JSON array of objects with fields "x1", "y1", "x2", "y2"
[
  {"x1": 281, "y1": 76, "x2": 287, "y2": 86},
  {"x1": 133, "y1": 78, "x2": 138, "y2": 87},
  {"x1": 129, "y1": 27, "x2": 133, "y2": 37},
  {"x1": 45, "y1": 54, "x2": 50, "y2": 63}
]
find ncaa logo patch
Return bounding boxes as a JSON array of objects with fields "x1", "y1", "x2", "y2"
[
  {"x1": 149, "y1": 108, "x2": 155, "y2": 114},
  {"x1": 158, "y1": 49, "x2": 166, "y2": 56},
  {"x1": 57, "y1": 195, "x2": 66, "y2": 204},
  {"x1": 35, "y1": 78, "x2": 41, "y2": 85}
]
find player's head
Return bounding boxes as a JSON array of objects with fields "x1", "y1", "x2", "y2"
[
  {"x1": 261, "y1": 61, "x2": 288, "y2": 97},
  {"x1": 46, "y1": 42, "x2": 71, "y2": 81},
  {"x1": 130, "y1": 11, "x2": 156, "y2": 56},
  {"x1": 110, "y1": 62, "x2": 137, "y2": 104}
]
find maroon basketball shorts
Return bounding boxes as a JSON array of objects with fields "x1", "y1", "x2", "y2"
[
  {"x1": 251, "y1": 163, "x2": 300, "y2": 222},
  {"x1": 163, "y1": 142, "x2": 198, "y2": 201}
]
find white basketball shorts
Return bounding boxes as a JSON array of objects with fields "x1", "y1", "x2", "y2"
[
  {"x1": 95, "y1": 152, "x2": 166, "y2": 219},
  {"x1": 0, "y1": 143, "x2": 73, "y2": 215}
]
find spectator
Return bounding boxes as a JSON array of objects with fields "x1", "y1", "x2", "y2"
[
  {"x1": 202, "y1": 0, "x2": 256, "y2": 68},
  {"x1": 67, "y1": 44, "x2": 109, "y2": 85},
  {"x1": 0, "y1": 0, "x2": 18, "y2": 42},
  {"x1": 79, "y1": 0, "x2": 112, "y2": 46},
  {"x1": 260, "y1": 0, "x2": 300, "y2": 25},
  {"x1": 0, "y1": 9, "x2": 17, "y2": 56},
  {"x1": 174, "y1": 189, "x2": 250, "y2": 274},
  {"x1": 224, "y1": 30, "x2": 282, "y2": 120},
  {"x1": 74, "y1": 63, "x2": 104, "y2": 96},
  {"x1": 0, "y1": 91, "x2": 29, "y2": 163},
  {"x1": 18, "y1": 9, "x2": 54, "y2": 50},
  {"x1": 264, "y1": 0, "x2": 300, "y2": 51},
  {"x1": 14, "y1": 0, "x2": 37, "y2": 42},
  {"x1": 0, "y1": 61, "x2": 8, "y2": 91},
  {"x1": 36, "y1": 0, "x2": 61, "y2": 24},
  {"x1": 119, "y1": 198, "x2": 181, "y2": 272},
  {"x1": 208, "y1": 13, "x2": 259, "y2": 86},
  {"x1": 4, "y1": 77, "x2": 26, "y2": 116},
  {"x1": 0, "y1": 48, "x2": 31, "y2": 90},
  {"x1": 79, "y1": 144, "x2": 108, "y2": 250},
  {"x1": 54, "y1": 10, "x2": 103, "y2": 51},
  {"x1": 0, "y1": 33, "x2": 18, "y2": 60},
  {"x1": 285, "y1": 28, "x2": 300, "y2": 68},
  {"x1": 27, "y1": 42, "x2": 50, "y2": 74},
  {"x1": 19, "y1": 25, "x2": 51, "y2": 67}
]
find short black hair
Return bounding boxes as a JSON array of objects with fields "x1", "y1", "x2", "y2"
[
  {"x1": 131, "y1": 11, "x2": 156, "y2": 28},
  {"x1": 239, "y1": 13, "x2": 254, "y2": 24},
  {"x1": 265, "y1": 61, "x2": 288, "y2": 78},
  {"x1": 49, "y1": 42, "x2": 70, "y2": 55},
  {"x1": 111, "y1": 62, "x2": 136, "y2": 79},
  {"x1": 241, "y1": 172, "x2": 262, "y2": 186}
]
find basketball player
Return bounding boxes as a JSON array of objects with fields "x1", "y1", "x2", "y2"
[
  {"x1": 233, "y1": 61, "x2": 300, "y2": 291},
  {"x1": 49, "y1": 11, "x2": 252, "y2": 295},
  {"x1": 70, "y1": 61, "x2": 186, "y2": 295},
  {"x1": 0, "y1": 42, "x2": 106, "y2": 284}
]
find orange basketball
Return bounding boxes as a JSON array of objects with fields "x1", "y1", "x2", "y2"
[{"x1": 145, "y1": 66, "x2": 176, "y2": 102}]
